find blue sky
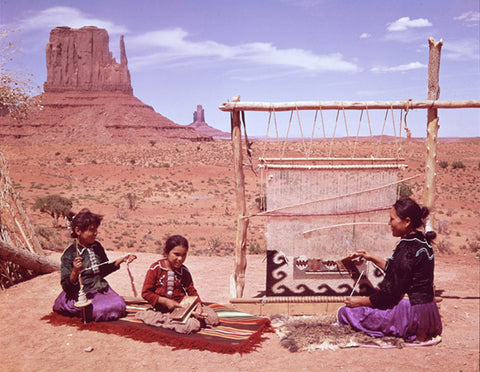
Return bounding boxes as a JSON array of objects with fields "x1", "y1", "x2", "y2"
[{"x1": 1, "y1": 0, "x2": 479, "y2": 138}]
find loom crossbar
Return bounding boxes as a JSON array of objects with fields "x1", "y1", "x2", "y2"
[{"x1": 259, "y1": 164, "x2": 407, "y2": 170}]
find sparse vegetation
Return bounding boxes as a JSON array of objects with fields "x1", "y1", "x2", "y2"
[
  {"x1": 397, "y1": 183, "x2": 413, "y2": 198},
  {"x1": 438, "y1": 161, "x2": 448, "y2": 169},
  {"x1": 32, "y1": 194, "x2": 72, "y2": 227},
  {"x1": 451, "y1": 160, "x2": 465, "y2": 170}
]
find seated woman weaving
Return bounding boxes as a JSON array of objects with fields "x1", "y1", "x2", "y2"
[
  {"x1": 337, "y1": 197, "x2": 442, "y2": 342},
  {"x1": 135, "y1": 235, "x2": 219, "y2": 333}
]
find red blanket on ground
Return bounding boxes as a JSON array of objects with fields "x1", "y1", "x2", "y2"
[{"x1": 42, "y1": 298, "x2": 272, "y2": 354}]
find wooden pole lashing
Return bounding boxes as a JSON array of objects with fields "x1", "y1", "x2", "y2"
[{"x1": 230, "y1": 95, "x2": 249, "y2": 298}]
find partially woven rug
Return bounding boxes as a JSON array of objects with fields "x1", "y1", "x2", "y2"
[
  {"x1": 272, "y1": 314, "x2": 442, "y2": 352},
  {"x1": 42, "y1": 298, "x2": 272, "y2": 354}
]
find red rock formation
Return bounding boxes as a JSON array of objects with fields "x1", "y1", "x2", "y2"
[
  {"x1": 187, "y1": 105, "x2": 230, "y2": 140},
  {"x1": 0, "y1": 27, "x2": 212, "y2": 143},
  {"x1": 44, "y1": 26, "x2": 132, "y2": 94}
]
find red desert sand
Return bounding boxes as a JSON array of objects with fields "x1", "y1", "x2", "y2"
[{"x1": 1, "y1": 139, "x2": 479, "y2": 371}]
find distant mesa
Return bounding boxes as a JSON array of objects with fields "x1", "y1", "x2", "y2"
[
  {"x1": 0, "y1": 26, "x2": 212, "y2": 143},
  {"x1": 187, "y1": 105, "x2": 230, "y2": 140},
  {"x1": 44, "y1": 26, "x2": 133, "y2": 95}
]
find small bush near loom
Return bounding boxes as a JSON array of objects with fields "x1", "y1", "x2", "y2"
[
  {"x1": 397, "y1": 183, "x2": 413, "y2": 198},
  {"x1": 439, "y1": 161, "x2": 449, "y2": 169},
  {"x1": 451, "y1": 161, "x2": 466, "y2": 170},
  {"x1": 248, "y1": 241, "x2": 265, "y2": 254}
]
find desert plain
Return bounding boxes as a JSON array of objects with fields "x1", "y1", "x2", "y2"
[{"x1": 0, "y1": 138, "x2": 479, "y2": 371}]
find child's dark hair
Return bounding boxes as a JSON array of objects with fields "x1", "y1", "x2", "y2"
[
  {"x1": 70, "y1": 208, "x2": 103, "y2": 238},
  {"x1": 393, "y1": 197, "x2": 437, "y2": 243},
  {"x1": 164, "y1": 235, "x2": 189, "y2": 255}
]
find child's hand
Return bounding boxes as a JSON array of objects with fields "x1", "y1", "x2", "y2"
[
  {"x1": 192, "y1": 303, "x2": 206, "y2": 319},
  {"x1": 163, "y1": 298, "x2": 181, "y2": 311},
  {"x1": 72, "y1": 256, "x2": 83, "y2": 273},
  {"x1": 124, "y1": 254, "x2": 137, "y2": 264}
]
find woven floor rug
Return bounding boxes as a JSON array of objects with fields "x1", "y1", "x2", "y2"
[
  {"x1": 42, "y1": 298, "x2": 272, "y2": 354},
  {"x1": 272, "y1": 314, "x2": 442, "y2": 352}
]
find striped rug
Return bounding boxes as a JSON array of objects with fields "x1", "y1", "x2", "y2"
[{"x1": 43, "y1": 298, "x2": 272, "y2": 354}]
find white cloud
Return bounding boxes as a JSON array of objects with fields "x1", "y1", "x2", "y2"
[
  {"x1": 360, "y1": 33, "x2": 371, "y2": 39},
  {"x1": 454, "y1": 11, "x2": 480, "y2": 26},
  {"x1": 443, "y1": 39, "x2": 479, "y2": 61},
  {"x1": 16, "y1": 6, "x2": 128, "y2": 35},
  {"x1": 128, "y1": 28, "x2": 360, "y2": 74},
  {"x1": 387, "y1": 17, "x2": 432, "y2": 32},
  {"x1": 371, "y1": 62, "x2": 426, "y2": 73}
]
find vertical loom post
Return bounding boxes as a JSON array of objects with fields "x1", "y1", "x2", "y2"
[
  {"x1": 424, "y1": 38, "x2": 443, "y2": 223},
  {"x1": 231, "y1": 95, "x2": 249, "y2": 298}
]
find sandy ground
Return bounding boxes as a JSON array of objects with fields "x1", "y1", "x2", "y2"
[
  {"x1": 1, "y1": 139, "x2": 479, "y2": 371},
  {"x1": 0, "y1": 250, "x2": 478, "y2": 372}
]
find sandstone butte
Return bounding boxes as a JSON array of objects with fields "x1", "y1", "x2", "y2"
[
  {"x1": 0, "y1": 26, "x2": 215, "y2": 144},
  {"x1": 187, "y1": 105, "x2": 230, "y2": 140}
]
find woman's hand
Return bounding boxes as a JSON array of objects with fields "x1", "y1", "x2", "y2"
[
  {"x1": 347, "y1": 249, "x2": 387, "y2": 271},
  {"x1": 348, "y1": 249, "x2": 371, "y2": 261},
  {"x1": 344, "y1": 296, "x2": 372, "y2": 308}
]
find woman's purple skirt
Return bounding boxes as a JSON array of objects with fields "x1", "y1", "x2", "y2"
[
  {"x1": 337, "y1": 299, "x2": 442, "y2": 342},
  {"x1": 53, "y1": 286, "x2": 126, "y2": 322}
]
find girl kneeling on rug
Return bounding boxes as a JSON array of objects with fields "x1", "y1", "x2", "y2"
[
  {"x1": 337, "y1": 197, "x2": 442, "y2": 342},
  {"x1": 136, "y1": 234, "x2": 219, "y2": 334},
  {"x1": 53, "y1": 209, "x2": 136, "y2": 321}
]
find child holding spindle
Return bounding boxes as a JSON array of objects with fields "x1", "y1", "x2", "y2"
[
  {"x1": 53, "y1": 209, "x2": 136, "y2": 321},
  {"x1": 136, "y1": 235, "x2": 219, "y2": 333},
  {"x1": 337, "y1": 197, "x2": 442, "y2": 342}
]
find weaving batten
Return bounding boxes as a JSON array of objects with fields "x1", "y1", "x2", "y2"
[{"x1": 304, "y1": 222, "x2": 388, "y2": 237}]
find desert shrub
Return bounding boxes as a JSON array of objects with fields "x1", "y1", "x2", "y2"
[
  {"x1": 32, "y1": 194, "x2": 72, "y2": 227},
  {"x1": 35, "y1": 225, "x2": 53, "y2": 240},
  {"x1": 64, "y1": 156, "x2": 72, "y2": 163},
  {"x1": 126, "y1": 192, "x2": 139, "y2": 210},
  {"x1": 435, "y1": 240, "x2": 453, "y2": 254},
  {"x1": 438, "y1": 161, "x2": 448, "y2": 169},
  {"x1": 116, "y1": 208, "x2": 129, "y2": 220},
  {"x1": 460, "y1": 236, "x2": 480, "y2": 255},
  {"x1": 397, "y1": 183, "x2": 413, "y2": 198},
  {"x1": 451, "y1": 161, "x2": 465, "y2": 169},
  {"x1": 436, "y1": 220, "x2": 451, "y2": 235},
  {"x1": 35, "y1": 225, "x2": 67, "y2": 251},
  {"x1": 248, "y1": 241, "x2": 264, "y2": 254}
]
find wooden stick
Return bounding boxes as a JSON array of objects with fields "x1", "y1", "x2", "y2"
[
  {"x1": 424, "y1": 38, "x2": 443, "y2": 226},
  {"x1": 231, "y1": 96, "x2": 249, "y2": 299},
  {"x1": 219, "y1": 99, "x2": 480, "y2": 112}
]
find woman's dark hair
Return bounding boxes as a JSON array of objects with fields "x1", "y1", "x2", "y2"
[
  {"x1": 70, "y1": 209, "x2": 103, "y2": 238},
  {"x1": 393, "y1": 197, "x2": 436, "y2": 243},
  {"x1": 164, "y1": 235, "x2": 189, "y2": 255}
]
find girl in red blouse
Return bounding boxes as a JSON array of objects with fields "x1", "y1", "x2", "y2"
[
  {"x1": 138, "y1": 235, "x2": 218, "y2": 333},
  {"x1": 142, "y1": 235, "x2": 199, "y2": 312}
]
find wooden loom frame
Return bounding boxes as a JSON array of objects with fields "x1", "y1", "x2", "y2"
[{"x1": 219, "y1": 38, "x2": 480, "y2": 314}]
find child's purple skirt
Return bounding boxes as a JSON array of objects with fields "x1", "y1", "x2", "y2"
[
  {"x1": 53, "y1": 286, "x2": 126, "y2": 322},
  {"x1": 337, "y1": 299, "x2": 442, "y2": 342}
]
